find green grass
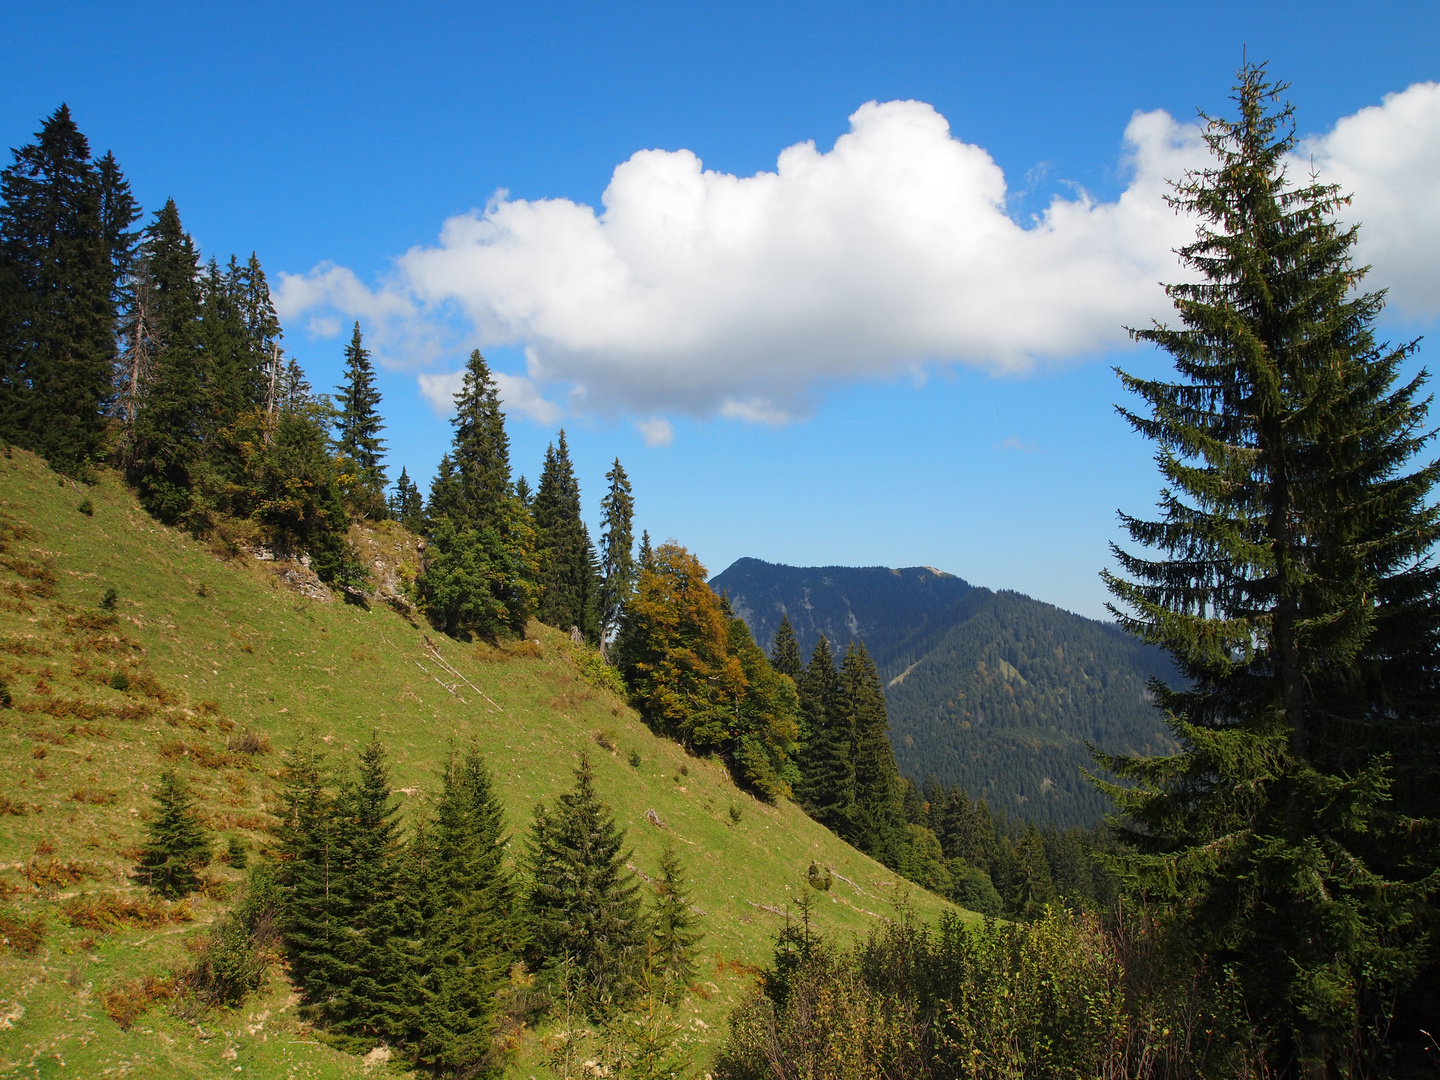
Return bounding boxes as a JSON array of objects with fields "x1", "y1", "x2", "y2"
[{"x1": 0, "y1": 449, "x2": 959, "y2": 1078}]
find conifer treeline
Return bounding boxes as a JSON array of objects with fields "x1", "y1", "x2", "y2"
[{"x1": 0, "y1": 106, "x2": 640, "y2": 639}]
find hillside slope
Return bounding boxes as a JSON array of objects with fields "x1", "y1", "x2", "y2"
[
  {"x1": 0, "y1": 452, "x2": 952, "y2": 1079},
  {"x1": 710, "y1": 558, "x2": 1177, "y2": 827}
]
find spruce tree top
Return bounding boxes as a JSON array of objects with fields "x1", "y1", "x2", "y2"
[
  {"x1": 450, "y1": 349, "x2": 511, "y2": 526},
  {"x1": 335, "y1": 322, "x2": 387, "y2": 486},
  {"x1": 771, "y1": 615, "x2": 802, "y2": 680}
]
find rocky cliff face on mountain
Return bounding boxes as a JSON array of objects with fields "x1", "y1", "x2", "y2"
[{"x1": 711, "y1": 558, "x2": 1178, "y2": 827}]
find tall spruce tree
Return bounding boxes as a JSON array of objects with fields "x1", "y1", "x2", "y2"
[
  {"x1": 413, "y1": 744, "x2": 521, "y2": 1075},
  {"x1": 1010, "y1": 822, "x2": 1058, "y2": 921},
  {"x1": 0, "y1": 106, "x2": 119, "y2": 472},
  {"x1": 770, "y1": 615, "x2": 802, "y2": 681},
  {"x1": 794, "y1": 635, "x2": 854, "y2": 834},
  {"x1": 1100, "y1": 65, "x2": 1440, "y2": 1073},
  {"x1": 277, "y1": 741, "x2": 345, "y2": 1017},
  {"x1": 533, "y1": 430, "x2": 599, "y2": 639},
  {"x1": 842, "y1": 642, "x2": 907, "y2": 865},
  {"x1": 135, "y1": 767, "x2": 211, "y2": 899},
  {"x1": 96, "y1": 150, "x2": 141, "y2": 310},
  {"x1": 128, "y1": 199, "x2": 205, "y2": 522},
  {"x1": 335, "y1": 322, "x2": 388, "y2": 518},
  {"x1": 198, "y1": 256, "x2": 251, "y2": 441},
  {"x1": 420, "y1": 350, "x2": 536, "y2": 638},
  {"x1": 330, "y1": 737, "x2": 407, "y2": 1042},
  {"x1": 525, "y1": 752, "x2": 645, "y2": 1010},
  {"x1": 725, "y1": 613, "x2": 803, "y2": 801},
  {"x1": 596, "y1": 457, "x2": 635, "y2": 658}
]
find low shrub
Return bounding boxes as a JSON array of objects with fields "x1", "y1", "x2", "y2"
[
  {"x1": 716, "y1": 907, "x2": 1257, "y2": 1080},
  {"x1": 185, "y1": 863, "x2": 282, "y2": 1007},
  {"x1": 226, "y1": 729, "x2": 271, "y2": 756}
]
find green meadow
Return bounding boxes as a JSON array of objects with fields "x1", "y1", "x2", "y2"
[{"x1": 0, "y1": 447, "x2": 956, "y2": 1078}]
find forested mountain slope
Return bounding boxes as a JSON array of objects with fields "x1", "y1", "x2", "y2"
[
  {"x1": 710, "y1": 559, "x2": 1178, "y2": 827},
  {"x1": 0, "y1": 452, "x2": 951, "y2": 1078}
]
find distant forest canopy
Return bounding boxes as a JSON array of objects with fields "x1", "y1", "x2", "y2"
[{"x1": 710, "y1": 558, "x2": 1179, "y2": 827}]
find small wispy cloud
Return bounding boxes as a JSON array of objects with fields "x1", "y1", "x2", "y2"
[
  {"x1": 996, "y1": 435, "x2": 1041, "y2": 453},
  {"x1": 636, "y1": 417, "x2": 674, "y2": 447}
]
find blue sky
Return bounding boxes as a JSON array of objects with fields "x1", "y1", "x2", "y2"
[{"x1": 5, "y1": 2, "x2": 1438, "y2": 618}]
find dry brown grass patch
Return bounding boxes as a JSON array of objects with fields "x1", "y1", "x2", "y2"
[
  {"x1": 0, "y1": 793, "x2": 38, "y2": 815},
  {"x1": 70, "y1": 786, "x2": 118, "y2": 805},
  {"x1": 159, "y1": 737, "x2": 246, "y2": 769},
  {"x1": 549, "y1": 689, "x2": 593, "y2": 710},
  {"x1": 101, "y1": 974, "x2": 174, "y2": 1030},
  {"x1": 0, "y1": 555, "x2": 57, "y2": 597},
  {"x1": 473, "y1": 637, "x2": 543, "y2": 663},
  {"x1": 0, "y1": 908, "x2": 46, "y2": 954},
  {"x1": 40, "y1": 696, "x2": 108, "y2": 720},
  {"x1": 65, "y1": 610, "x2": 119, "y2": 633},
  {"x1": 68, "y1": 721, "x2": 111, "y2": 738},
  {"x1": 130, "y1": 671, "x2": 174, "y2": 703},
  {"x1": 63, "y1": 893, "x2": 192, "y2": 933},
  {"x1": 25, "y1": 857, "x2": 102, "y2": 888}
]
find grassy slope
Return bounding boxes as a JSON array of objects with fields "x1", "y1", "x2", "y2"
[{"x1": 0, "y1": 450, "x2": 957, "y2": 1079}]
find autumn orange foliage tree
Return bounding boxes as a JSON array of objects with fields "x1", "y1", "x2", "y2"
[{"x1": 615, "y1": 542, "x2": 799, "y2": 800}]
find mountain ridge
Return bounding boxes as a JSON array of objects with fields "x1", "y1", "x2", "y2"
[{"x1": 710, "y1": 557, "x2": 1178, "y2": 827}]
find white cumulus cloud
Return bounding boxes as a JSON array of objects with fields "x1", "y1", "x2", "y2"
[
  {"x1": 279, "y1": 85, "x2": 1440, "y2": 426},
  {"x1": 1301, "y1": 81, "x2": 1440, "y2": 316}
]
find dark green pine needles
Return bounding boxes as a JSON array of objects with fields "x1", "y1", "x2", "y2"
[
  {"x1": 533, "y1": 429, "x2": 600, "y2": 641},
  {"x1": 1101, "y1": 64, "x2": 1440, "y2": 1071},
  {"x1": 330, "y1": 737, "x2": 408, "y2": 1043},
  {"x1": 135, "y1": 767, "x2": 210, "y2": 898},
  {"x1": 389, "y1": 467, "x2": 424, "y2": 531},
  {"x1": 647, "y1": 843, "x2": 704, "y2": 994},
  {"x1": 842, "y1": 642, "x2": 907, "y2": 867},
  {"x1": 335, "y1": 322, "x2": 388, "y2": 519},
  {"x1": 418, "y1": 350, "x2": 535, "y2": 638},
  {"x1": 0, "y1": 105, "x2": 131, "y2": 475},
  {"x1": 410, "y1": 744, "x2": 521, "y2": 1075},
  {"x1": 769, "y1": 614, "x2": 802, "y2": 681},
  {"x1": 596, "y1": 457, "x2": 636, "y2": 657},
  {"x1": 794, "y1": 635, "x2": 854, "y2": 835},
  {"x1": 525, "y1": 752, "x2": 645, "y2": 1010}
]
